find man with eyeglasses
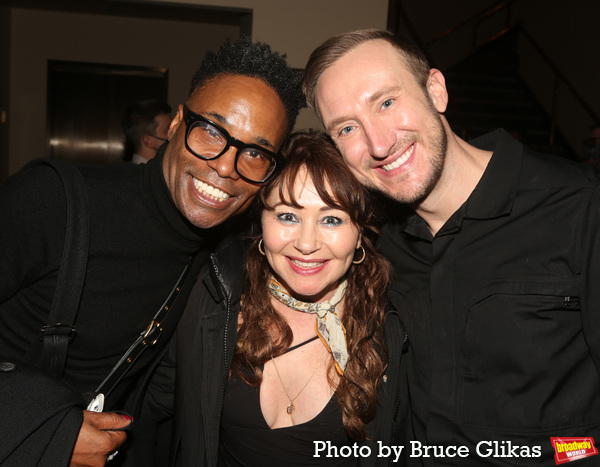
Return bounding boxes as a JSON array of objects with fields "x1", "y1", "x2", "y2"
[
  {"x1": 0, "y1": 37, "x2": 304, "y2": 467},
  {"x1": 122, "y1": 99, "x2": 172, "y2": 164}
]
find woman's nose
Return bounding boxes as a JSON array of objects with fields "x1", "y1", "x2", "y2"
[{"x1": 294, "y1": 223, "x2": 320, "y2": 255}]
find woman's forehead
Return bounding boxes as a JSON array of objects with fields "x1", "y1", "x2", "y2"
[{"x1": 270, "y1": 170, "x2": 338, "y2": 207}]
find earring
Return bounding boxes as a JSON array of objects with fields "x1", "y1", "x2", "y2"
[
  {"x1": 258, "y1": 238, "x2": 266, "y2": 256},
  {"x1": 352, "y1": 245, "x2": 365, "y2": 264}
]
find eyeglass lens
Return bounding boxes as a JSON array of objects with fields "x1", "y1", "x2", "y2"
[{"x1": 187, "y1": 119, "x2": 275, "y2": 182}]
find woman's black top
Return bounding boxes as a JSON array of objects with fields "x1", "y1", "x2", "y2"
[{"x1": 219, "y1": 371, "x2": 358, "y2": 467}]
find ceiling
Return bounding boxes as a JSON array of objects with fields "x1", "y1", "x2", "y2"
[{"x1": 0, "y1": 0, "x2": 249, "y2": 25}]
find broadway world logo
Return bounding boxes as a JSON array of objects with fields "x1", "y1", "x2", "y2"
[{"x1": 550, "y1": 437, "x2": 598, "y2": 464}]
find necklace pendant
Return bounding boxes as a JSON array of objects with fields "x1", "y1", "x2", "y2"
[{"x1": 286, "y1": 403, "x2": 295, "y2": 414}]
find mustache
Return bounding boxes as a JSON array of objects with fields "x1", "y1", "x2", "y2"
[{"x1": 384, "y1": 136, "x2": 417, "y2": 160}]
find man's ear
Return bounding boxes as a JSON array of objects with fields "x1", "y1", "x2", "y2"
[
  {"x1": 167, "y1": 104, "x2": 184, "y2": 140},
  {"x1": 141, "y1": 133, "x2": 154, "y2": 149},
  {"x1": 426, "y1": 69, "x2": 448, "y2": 113}
]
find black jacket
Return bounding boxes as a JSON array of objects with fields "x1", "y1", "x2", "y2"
[
  {"x1": 0, "y1": 358, "x2": 84, "y2": 466},
  {"x1": 160, "y1": 235, "x2": 407, "y2": 466}
]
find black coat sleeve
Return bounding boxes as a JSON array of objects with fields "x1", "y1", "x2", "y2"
[{"x1": 0, "y1": 358, "x2": 85, "y2": 467}]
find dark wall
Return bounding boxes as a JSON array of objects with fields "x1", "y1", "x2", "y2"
[
  {"x1": 0, "y1": 4, "x2": 9, "y2": 181},
  {"x1": 392, "y1": 0, "x2": 600, "y2": 156}
]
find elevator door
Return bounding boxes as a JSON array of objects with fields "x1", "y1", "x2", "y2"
[{"x1": 47, "y1": 60, "x2": 168, "y2": 165}]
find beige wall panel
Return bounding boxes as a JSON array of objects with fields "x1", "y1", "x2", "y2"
[{"x1": 9, "y1": 8, "x2": 239, "y2": 173}]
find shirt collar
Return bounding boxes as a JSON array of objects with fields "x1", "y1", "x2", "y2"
[{"x1": 463, "y1": 128, "x2": 522, "y2": 220}]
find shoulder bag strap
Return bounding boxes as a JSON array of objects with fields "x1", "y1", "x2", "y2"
[
  {"x1": 25, "y1": 158, "x2": 90, "y2": 378},
  {"x1": 91, "y1": 260, "x2": 191, "y2": 402}
]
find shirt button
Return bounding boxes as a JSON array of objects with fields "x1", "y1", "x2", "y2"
[{"x1": 0, "y1": 362, "x2": 16, "y2": 372}]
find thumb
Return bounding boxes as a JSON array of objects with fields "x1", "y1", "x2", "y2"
[{"x1": 86, "y1": 410, "x2": 134, "y2": 431}]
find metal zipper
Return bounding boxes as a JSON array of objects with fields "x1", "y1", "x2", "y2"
[
  {"x1": 212, "y1": 258, "x2": 232, "y2": 415},
  {"x1": 203, "y1": 256, "x2": 232, "y2": 464}
]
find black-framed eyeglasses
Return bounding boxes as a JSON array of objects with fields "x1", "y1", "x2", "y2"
[{"x1": 183, "y1": 106, "x2": 282, "y2": 183}]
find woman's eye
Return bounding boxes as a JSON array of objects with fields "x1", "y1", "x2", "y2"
[
  {"x1": 277, "y1": 212, "x2": 298, "y2": 223},
  {"x1": 322, "y1": 216, "x2": 342, "y2": 226},
  {"x1": 382, "y1": 99, "x2": 393, "y2": 109}
]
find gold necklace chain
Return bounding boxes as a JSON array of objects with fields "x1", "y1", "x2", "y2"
[{"x1": 270, "y1": 350, "x2": 327, "y2": 415}]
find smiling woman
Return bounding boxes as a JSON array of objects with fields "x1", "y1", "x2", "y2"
[
  {"x1": 216, "y1": 131, "x2": 395, "y2": 465},
  {"x1": 260, "y1": 168, "x2": 361, "y2": 304}
]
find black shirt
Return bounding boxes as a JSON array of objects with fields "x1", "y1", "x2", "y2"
[
  {"x1": 219, "y1": 373, "x2": 356, "y2": 467},
  {"x1": 378, "y1": 130, "x2": 600, "y2": 465}
]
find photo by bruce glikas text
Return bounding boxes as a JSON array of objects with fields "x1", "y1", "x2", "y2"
[{"x1": 313, "y1": 440, "x2": 542, "y2": 463}]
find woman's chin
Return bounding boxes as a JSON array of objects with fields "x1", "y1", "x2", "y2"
[
  {"x1": 272, "y1": 273, "x2": 339, "y2": 303},
  {"x1": 288, "y1": 284, "x2": 338, "y2": 303}
]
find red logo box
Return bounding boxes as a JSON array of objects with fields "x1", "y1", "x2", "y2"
[{"x1": 550, "y1": 437, "x2": 598, "y2": 464}]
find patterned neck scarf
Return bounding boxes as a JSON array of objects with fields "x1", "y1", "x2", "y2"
[{"x1": 268, "y1": 276, "x2": 349, "y2": 375}]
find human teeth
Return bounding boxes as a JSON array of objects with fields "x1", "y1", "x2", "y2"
[
  {"x1": 382, "y1": 143, "x2": 415, "y2": 171},
  {"x1": 291, "y1": 259, "x2": 324, "y2": 268},
  {"x1": 193, "y1": 178, "x2": 230, "y2": 201}
]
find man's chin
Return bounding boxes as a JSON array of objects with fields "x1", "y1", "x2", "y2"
[{"x1": 185, "y1": 208, "x2": 233, "y2": 230}]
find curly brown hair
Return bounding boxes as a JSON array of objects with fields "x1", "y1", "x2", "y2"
[{"x1": 231, "y1": 131, "x2": 392, "y2": 441}]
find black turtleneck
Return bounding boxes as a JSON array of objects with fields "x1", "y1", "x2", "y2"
[{"x1": 0, "y1": 146, "x2": 211, "y2": 406}]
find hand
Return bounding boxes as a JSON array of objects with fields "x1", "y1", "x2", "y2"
[{"x1": 69, "y1": 410, "x2": 133, "y2": 467}]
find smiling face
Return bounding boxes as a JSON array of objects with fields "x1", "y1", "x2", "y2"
[
  {"x1": 162, "y1": 74, "x2": 288, "y2": 229},
  {"x1": 315, "y1": 39, "x2": 448, "y2": 205},
  {"x1": 261, "y1": 168, "x2": 361, "y2": 303}
]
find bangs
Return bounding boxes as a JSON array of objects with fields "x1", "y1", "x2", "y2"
[
  {"x1": 268, "y1": 164, "x2": 346, "y2": 212},
  {"x1": 260, "y1": 131, "x2": 370, "y2": 227}
]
